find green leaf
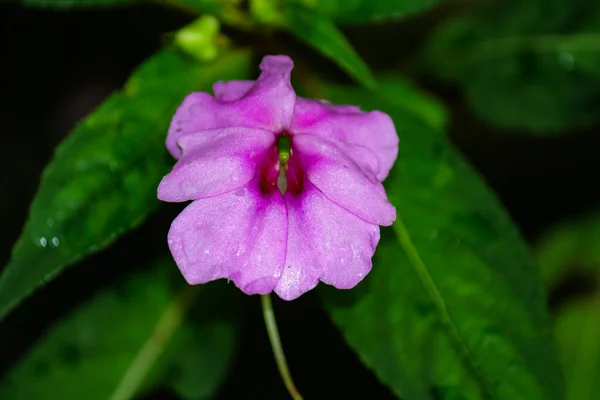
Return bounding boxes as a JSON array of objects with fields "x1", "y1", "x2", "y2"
[
  {"x1": 554, "y1": 296, "x2": 600, "y2": 400},
  {"x1": 282, "y1": 4, "x2": 377, "y2": 88},
  {"x1": 535, "y1": 211, "x2": 600, "y2": 288},
  {"x1": 19, "y1": 0, "x2": 139, "y2": 8},
  {"x1": 424, "y1": 0, "x2": 600, "y2": 133},
  {"x1": 0, "y1": 49, "x2": 252, "y2": 320},
  {"x1": 0, "y1": 261, "x2": 239, "y2": 400},
  {"x1": 296, "y1": 0, "x2": 440, "y2": 24},
  {"x1": 317, "y1": 79, "x2": 563, "y2": 399}
]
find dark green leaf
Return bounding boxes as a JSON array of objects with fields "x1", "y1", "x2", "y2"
[
  {"x1": 296, "y1": 0, "x2": 440, "y2": 24},
  {"x1": 0, "y1": 261, "x2": 239, "y2": 400},
  {"x1": 554, "y1": 296, "x2": 600, "y2": 400},
  {"x1": 317, "y1": 78, "x2": 563, "y2": 399},
  {"x1": 282, "y1": 4, "x2": 377, "y2": 88},
  {"x1": 0, "y1": 50, "x2": 252, "y2": 320},
  {"x1": 424, "y1": 0, "x2": 600, "y2": 133},
  {"x1": 535, "y1": 211, "x2": 600, "y2": 288}
]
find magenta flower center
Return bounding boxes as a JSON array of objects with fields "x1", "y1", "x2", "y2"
[{"x1": 260, "y1": 132, "x2": 304, "y2": 196}]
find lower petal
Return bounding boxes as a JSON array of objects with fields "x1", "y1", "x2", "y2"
[
  {"x1": 167, "y1": 182, "x2": 287, "y2": 295},
  {"x1": 275, "y1": 183, "x2": 380, "y2": 300}
]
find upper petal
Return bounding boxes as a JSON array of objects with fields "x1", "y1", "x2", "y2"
[
  {"x1": 290, "y1": 97, "x2": 398, "y2": 181},
  {"x1": 158, "y1": 127, "x2": 274, "y2": 202},
  {"x1": 212, "y1": 80, "x2": 254, "y2": 101},
  {"x1": 293, "y1": 134, "x2": 396, "y2": 226},
  {"x1": 167, "y1": 182, "x2": 287, "y2": 295},
  {"x1": 167, "y1": 55, "x2": 296, "y2": 158},
  {"x1": 275, "y1": 182, "x2": 380, "y2": 300}
]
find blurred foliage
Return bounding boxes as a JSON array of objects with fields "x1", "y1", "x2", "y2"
[
  {"x1": 535, "y1": 211, "x2": 600, "y2": 400},
  {"x1": 536, "y1": 211, "x2": 600, "y2": 288},
  {"x1": 0, "y1": 261, "x2": 239, "y2": 400},
  {"x1": 18, "y1": 0, "x2": 139, "y2": 7},
  {"x1": 425, "y1": 0, "x2": 600, "y2": 133},
  {"x1": 317, "y1": 79, "x2": 561, "y2": 400},
  {"x1": 295, "y1": 0, "x2": 440, "y2": 23},
  {"x1": 0, "y1": 49, "x2": 251, "y2": 320},
  {"x1": 280, "y1": 3, "x2": 377, "y2": 88},
  {"x1": 554, "y1": 296, "x2": 600, "y2": 400}
]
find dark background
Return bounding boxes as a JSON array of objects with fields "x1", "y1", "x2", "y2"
[{"x1": 1, "y1": 3, "x2": 599, "y2": 399}]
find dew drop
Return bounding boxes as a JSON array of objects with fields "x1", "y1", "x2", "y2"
[
  {"x1": 46, "y1": 217, "x2": 55, "y2": 227},
  {"x1": 39, "y1": 237, "x2": 47, "y2": 247},
  {"x1": 51, "y1": 237, "x2": 60, "y2": 247}
]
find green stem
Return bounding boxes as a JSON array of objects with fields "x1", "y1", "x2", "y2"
[
  {"x1": 261, "y1": 294, "x2": 304, "y2": 400},
  {"x1": 108, "y1": 286, "x2": 200, "y2": 400}
]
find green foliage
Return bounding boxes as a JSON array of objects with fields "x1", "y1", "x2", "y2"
[
  {"x1": 296, "y1": 0, "x2": 440, "y2": 23},
  {"x1": 0, "y1": 50, "x2": 252, "y2": 321},
  {"x1": 554, "y1": 296, "x2": 600, "y2": 400},
  {"x1": 425, "y1": 0, "x2": 600, "y2": 133},
  {"x1": 0, "y1": 261, "x2": 239, "y2": 400},
  {"x1": 282, "y1": 3, "x2": 377, "y2": 88},
  {"x1": 536, "y1": 211, "x2": 600, "y2": 287},
  {"x1": 318, "y1": 78, "x2": 563, "y2": 399}
]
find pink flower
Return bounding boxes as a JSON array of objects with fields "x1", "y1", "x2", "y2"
[{"x1": 158, "y1": 55, "x2": 398, "y2": 300}]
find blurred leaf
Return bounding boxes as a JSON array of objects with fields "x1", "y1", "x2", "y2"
[
  {"x1": 0, "y1": 261, "x2": 239, "y2": 400},
  {"x1": 282, "y1": 4, "x2": 377, "y2": 88},
  {"x1": 536, "y1": 211, "x2": 600, "y2": 288},
  {"x1": 175, "y1": 0, "x2": 252, "y2": 29},
  {"x1": 297, "y1": 0, "x2": 440, "y2": 24},
  {"x1": 554, "y1": 296, "x2": 600, "y2": 400},
  {"x1": 425, "y1": 0, "x2": 600, "y2": 133},
  {"x1": 317, "y1": 79, "x2": 563, "y2": 399},
  {"x1": 175, "y1": 16, "x2": 221, "y2": 62},
  {"x1": 0, "y1": 49, "x2": 252, "y2": 320},
  {"x1": 18, "y1": 0, "x2": 139, "y2": 7}
]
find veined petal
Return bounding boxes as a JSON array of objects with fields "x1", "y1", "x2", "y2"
[
  {"x1": 293, "y1": 134, "x2": 396, "y2": 226},
  {"x1": 166, "y1": 56, "x2": 296, "y2": 158},
  {"x1": 167, "y1": 182, "x2": 287, "y2": 295},
  {"x1": 158, "y1": 127, "x2": 274, "y2": 202},
  {"x1": 275, "y1": 182, "x2": 380, "y2": 300},
  {"x1": 290, "y1": 97, "x2": 398, "y2": 181}
]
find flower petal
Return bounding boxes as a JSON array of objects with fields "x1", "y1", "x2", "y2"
[
  {"x1": 212, "y1": 80, "x2": 254, "y2": 102},
  {"x1": 293, "y1": 134, "x2": 396, "y2": 226},
  {"x1": 158, "y1": 127, "x2": 275, "y2": 202},
  {"x1": 167, "y1": 182, "x2": 287, "y2": 295},
  {"x1": 290, "y1": 97, "x2": 398, "y2": 180},
  {"x1": 166, "y1": 55, "x2": 296, "y2": 158},
  {"x1": 275, "y1": 182, "x2": 380, "y2": 300}
]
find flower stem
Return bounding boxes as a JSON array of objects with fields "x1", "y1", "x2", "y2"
[{"x1": 260, "y1": 294, "x2": 303, "y2": 400}]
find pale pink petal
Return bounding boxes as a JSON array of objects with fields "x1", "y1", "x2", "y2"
[
  {"x1": 166, "y1": 56, "x2": 296, "y2": 158},
  {"x1": 293, "y1": 135, "x2": 396, "y2": 226},
  {"x1": 167, "y1": 182, "x2": 287, "y2": 295},
  {"x1": 290, "y1": 97, "x2": 398, "y2": 180},
  {"x1": 212, "y1": 80, "x2": 254, "y2": 102},
  {"x1": 158, "y1": 128, "x2": 275, "y2": 202},
  {"x1": 275, "y1": 182, "x2": 380, "y2": 300}
]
